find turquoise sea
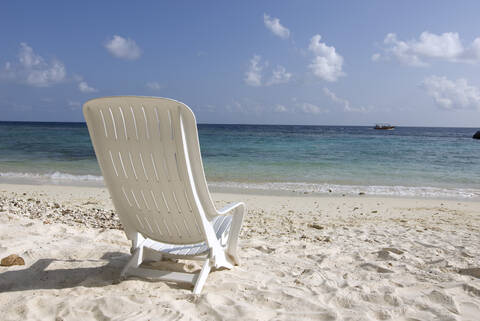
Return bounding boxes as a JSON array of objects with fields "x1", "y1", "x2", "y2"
[{"x1": 0, "y1": 121, "x2": 479, "y2": 199}]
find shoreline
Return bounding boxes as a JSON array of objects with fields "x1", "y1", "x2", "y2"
[
  {"x1": 1, "y1": 183, "x2": 479, "y2": 320},
  {"x1": 1, "y1": 177, "x2": 479, "y2": 202}
]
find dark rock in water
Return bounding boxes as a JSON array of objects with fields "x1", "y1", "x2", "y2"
[{"x1": 473, "y1": 131, "x2": 480, "y2": 139}]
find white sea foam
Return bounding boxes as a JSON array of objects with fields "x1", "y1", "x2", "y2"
[
  {"x1": 209, "y1": 181, "x2": 480, "y2": 200},
  {"x1": 0, "y1": 171, "x2": 104, "y2": 185},
  {"x1": 0, "y1": 171, "x2": 478, "y2": 199}
]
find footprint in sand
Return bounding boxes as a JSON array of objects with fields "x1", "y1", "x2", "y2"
[
  {"x1": 376, "y1": 247, "x2": 404, "y2": 260},
  {"x1": 381, "y1": 247, "x2": 404, "y2": 255},
  {"x1": 253, "y1": 245, "x2": 275, "y2": 254},
  {"x1": 458, "y1": 268, "x2": 480, "y2": 279},
  {"x1": 360, "y1": 263, "x2": 393, "y2": 273},
  {"x1": 462, "y1": 284, "x2": 480, "y2": 297},
  {"x1": 427, "y1": 290, "x2": 459, "y2": 314}
]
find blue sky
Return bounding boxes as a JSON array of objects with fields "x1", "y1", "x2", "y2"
[{"x1": 1, "y1": 1, "x2": 480, "y2": 126}]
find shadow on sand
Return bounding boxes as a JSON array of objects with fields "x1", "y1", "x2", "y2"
[{"x1": 0, "y1": 252, "x2": 193, "y2": 292}]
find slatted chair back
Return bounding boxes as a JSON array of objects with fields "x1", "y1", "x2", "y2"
[{"x1": 83, "y1": 96, "x2": 216, "y2": 245}]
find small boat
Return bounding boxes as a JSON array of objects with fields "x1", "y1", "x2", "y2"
[{"x1": 374, "y1": 123, "x2": 395, "y2": 130}]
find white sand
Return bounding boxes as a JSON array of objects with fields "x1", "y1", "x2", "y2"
[{"x1": 0, "y1": 184, "x2": 479, "y2": 320}]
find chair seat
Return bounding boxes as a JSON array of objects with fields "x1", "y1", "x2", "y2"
[{"x1": 143, "y1": 215, "x2": 232, "y2": 256}]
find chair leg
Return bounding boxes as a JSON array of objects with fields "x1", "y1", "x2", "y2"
[
  {"x1": 121, "y1": 245, "x2": 144, "y2": 277},
  {"x1": 227, "y1": 205, "x2": 245, "y2": 265},
  {"x1": 129, "y1": 232, "x2": 145, "y2": 254},
  {"x1": 193, "y1": 259, "x2": 211, "y2": 294}
]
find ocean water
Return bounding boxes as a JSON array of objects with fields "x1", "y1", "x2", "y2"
[{"x1": 0, "y1": 121, "x2": 479, "y2": 199}]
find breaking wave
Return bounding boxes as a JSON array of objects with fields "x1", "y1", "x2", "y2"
[
  {"x1": 209, "y1": 181, "x2": 480, "y2": 200},
  {"x1": 0, "y1": 171, "x2": 104, "y2": 186},
  {"x1": 1, "y1": 172, "x2": 479, "y2": 200}
]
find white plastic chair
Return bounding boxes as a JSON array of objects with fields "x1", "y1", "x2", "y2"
[{"x1": 83, "y1": 96, "x2": 245, "y2": 294}]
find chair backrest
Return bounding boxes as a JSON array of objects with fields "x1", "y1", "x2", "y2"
[{"x1": 83, "y1": 96, "x2": 216, "y2": 245}]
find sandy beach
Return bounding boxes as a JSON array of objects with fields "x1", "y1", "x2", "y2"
[
  {"x1": 3, "y1": 1, "x2": 480, "y2": 320},
  {"x1": 0, "y1": 183, "x2": 478, "y2": 320}
]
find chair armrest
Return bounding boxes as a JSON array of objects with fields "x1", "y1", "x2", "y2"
[
  {"x1": 213, "y1": 201, "x2": 245, "y2": 265},
  {"x1": 216, "y1": 202, "x2": 245, "y2": 216}
]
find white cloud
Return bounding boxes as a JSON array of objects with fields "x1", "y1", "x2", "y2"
[
  {"x1": 469, "y1": 38, "x2": 480, "y2": 61},
  {"x1": 274, "y1": 104, "x2": 287, "y2": 112},
  {"x1": 422, "y1": 76, "x2": 480, "y2": 110},
  {"x1": 323, "y1": 87, "x2": 350, "y2": 110},
  {"x1": 263, "y1": 14, "x2": 290, "y2": 39},
  {"x1": 1, "y1": 43, "x2": 66, "y2": 87},
  {"x1": 308, "y1": 35, "x2": 345, "y2": 82},
  {"x1": 146, "y1": 81, "x2": 163, "y2": 90},
  {"x1": 105, "y1": 35, "x2": 142, "y2": 60},
  {"x1": 0, "y1": 99, "x2": 32, "y2": 111},
  {"x1": 203, "y1": 104, "x2": 216, "y2": 112},
  {"x1": 225, "y1": 99, "x2": 265, "y2": 115},
  {"x1": 276, "y1": 98, "x2": 327, "y2": 115},
  {"x1": 323, "y1": 87, "x2": 370, "y2": 112},
  {"x1": 377, "y1": 31, "x2": 480, "y2": 66},
  {"x1": 19, "y1": 44, "x2": 43, "y2": 68},
  {"x1": 266, "y1": 65, "x2": 292, "y2": 85},
  {"x1": 78, "y1": 80, "x2": 97, "y2": 93},
  {"x1": 245, "y1": 55, "x2": 292, "y2": 87},
  {"x1": 299, "y1": 102, "x2": 325, "y2": 114},
  {"x1": 224, "y1": 98, "x2": 326, "y2": 116},
  {"x1": 371, "y1": 53, "x2": 381, "y2": 61},
  {"x1": 413, "y1": 32, "x2": 463, "y2": 59},
  {"x1": 244, "y1": 55, "x2": 264, "y2": 87},
  {"x1": 68, "y1": 100, "x2": 81, "y2": 108}
]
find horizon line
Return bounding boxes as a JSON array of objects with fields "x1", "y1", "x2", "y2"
[{"x1": 0, "y1": 120, "x2": 478, "y2": 129}]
